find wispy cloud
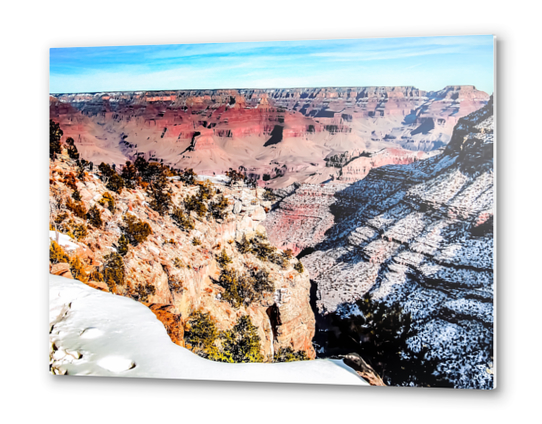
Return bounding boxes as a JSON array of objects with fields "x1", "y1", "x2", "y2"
[{"x1": 50, "y1": 35, "x2": 494, "y2": 94}]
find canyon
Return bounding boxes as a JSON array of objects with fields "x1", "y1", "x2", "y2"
[
  {"x1": 49, "y1": 85, "x2": 494, "y2": 388},
  {"x1": 50, "y1": 85, "x2": 488, "y2": 188},
  {"x1": 301, "y1": 97, "x2": 495, "y2": 388}
]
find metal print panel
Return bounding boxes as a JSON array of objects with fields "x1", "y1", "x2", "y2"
[{"x1": 49, "y1": 35, "x2": 495, "y2": 389}]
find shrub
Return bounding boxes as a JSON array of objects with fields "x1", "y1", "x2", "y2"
[
  {"x1": 58, "y1": 219, "x2": 88, "y2": 241},
  {"x1": 184, "y1": 311, "x2": 220, "y2": 360},
  {"x1": 103, "y1": 252, "x2": 125, "y2": 292},
  {"x1": 116, "y1": 234, "x2": 129, "y2": 257},
  {"x1": 216, "y1": 249, "x2": 232, "y2": 268},
  {"x1": 236, "y1": 234, "x2": 251, "y2": 254},
  {"x1": 283, "y1": 249, "x2": 294, "y2": 259},
  {"x1": 171, "y1": 207, "x2": 195, "y2": 232},
  {"x1": 216, "y1": 267, "x2": 273, "y2": 308},
  {"x1": 262, "y1": 188, "x2": 276, "y2": 201},
  {"x1": 148, "y1": 175, "x2": 172, "y2": 215},
  {"x1": 225, "y1": 168, "x2": 245, "y2": 185},
  {"x1": 49, "y1": 120, "x2": 63, "y2": 160},
  {"x1": 98, "y1": 192, "x2": 115, "y2": 212},
  {"x1": 62, "y1": 172, "x2": 79, "y2": 191},
  {"x1": 134, "y1": 283, "x2": 156, "y2": 303},
  {"x1": 294, "y1": 261, "x2": 304, "y2": 274},
  {"x1": 66, "y1": 137, "x2": 79, "y2": 160},
  {"x1": 209, "y1": 194, "x2": 229, "y2": 220},
  {"x1": 120, "y1": 161, "x2": 138, "y2": 189},
  {"x1": 71, "y1": 189, "x2": 82, "y2": 201},
  {"x1": 168, "y1": 276, "x2": 184, "y2": 294},
  {"x1": 192, "y1": 237, "x2": 201, "y2": 246},
  {"x1": 106, "y1": 173, "x2": 125, "y2": 194},
  {"x1": 69, "y1": 255, "x2": 88, "y2": 283},
  {"x1": 185, "y1": 194, "x2": 208, "y2": 218},
  {"x1": 86, "y1": 205, "x2": 103, "y2": 228},
  {"x1": 219, "y1": 316, "x2": 263, "y2": 363},
  {"x1": 173, "y1": 257, "x2": 184, "y2": 268},
  {"x1": 248, "y1": 233, "x2": 276, "y2": 262},
  {"x1": 89, "y1": 268, "x2": 104, "y2": 282},
  {"x1": 120, "y1": 214, "x2": 152, "y2": 246},
  {"x1": 196, "y1": 180, "x2": 215, "y2": 200},
  {"x1": 274, "y1": 347, "x2": 309, "y2": 362},
  {"x1": 49, "y1": 240, "x2": 69, "y2": 264},
  {"x1": 65, "y1": 197, "x2": 87, "y2": 219},
  {"x1": 179, "y1": 168, "x2": 197, "y2": 185}
]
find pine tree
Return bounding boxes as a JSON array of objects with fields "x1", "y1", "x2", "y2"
[
  {"x1": 219, "y1": 316, "x2": 263, "y2": 363},
  {"x1": 49, "y1": 120, "x2": 63, "y2": 160},
  {"x1": 120, "y1": 161, "x2": 138, "y2": 189},
  {"x1": 184, "y1": 311, "x2": 220, "y2": 360}
]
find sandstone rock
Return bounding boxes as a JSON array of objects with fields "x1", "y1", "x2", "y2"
[{"x1": 50, "y1": 263, "x2": 73, "y2": 279}]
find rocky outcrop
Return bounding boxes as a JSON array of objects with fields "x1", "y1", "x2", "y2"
[
  {"x1": 49, "y1": 156, "x2": 315, "y2": 361},
  {"x1": 50, "y1": 85, "x2": 489, "y2": 188},
  {"x1": 299, "y1": 98, "x2": 494, "y2": 389}
]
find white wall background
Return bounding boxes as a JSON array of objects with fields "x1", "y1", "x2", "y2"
[{"x1": 1, "y1": 1, "x2": 538, "y2": 422}]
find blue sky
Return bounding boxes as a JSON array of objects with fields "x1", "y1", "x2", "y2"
[{"x1": 50, "y1": 35, "x2": 494, "y2": 94}]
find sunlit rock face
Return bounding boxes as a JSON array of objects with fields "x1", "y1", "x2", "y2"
[
  {"x1": 50, "y1": 85, "x2": 488, "y2": 188},
  {"x1": 301, "y1": 98, "x2": 494, "y2": 389}
]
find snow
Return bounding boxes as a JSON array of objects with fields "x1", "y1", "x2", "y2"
[
  {"x1": 49, "y1": 230, "x2": 79, "y2": 251},
  {"x1": 49, "y1": 275, "x2": 368, "y2": 386}
]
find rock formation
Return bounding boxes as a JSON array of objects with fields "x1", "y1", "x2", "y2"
[
  {"x1": 49, "y1": 152, "x2": 315, "y2": 361},
  {"x1": 50, "y1": 85, "x2": 489, "y2": 188},
  {"x1": 299, "y1": 97, "x2": 495, "y2": 389}
]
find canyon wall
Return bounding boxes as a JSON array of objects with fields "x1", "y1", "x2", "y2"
[
  {"x1": 299, "y1": 98, "x2": 494, "y2": 388},
  {"x1": 50, "y1": 85, "x2": 489, "y2": 188}
]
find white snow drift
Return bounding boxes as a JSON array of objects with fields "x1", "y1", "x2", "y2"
[{"x1": 49, "y1": 275, "x2": 368, "y2": 386}]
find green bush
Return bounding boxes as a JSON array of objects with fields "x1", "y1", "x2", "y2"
[
  {"x1": 66, "y1": 137, "x2": 79, "y2": 160},
  {"x1": 220, "y1": 316, "x2": 263, "y2": 363},
  {"x1": 225, "y1": 168, "x2": 245, "y2": 185},
  {"x1": 294, "y1": 261, "x2": 304, "y2": 274},
  {"x1": 184, "y1": 311, "x2": 220, "y2": 360},
  {"x1": 274, "y1": 347, "x2": 309, "y2": 362},
  {"x1": 121, "y1": 214, "x2": 152, "y2": 246},
  {"x1": 216, "y1": 267, "x2": 273, "y2": 308},
  {"x1": 171, "y1": 207, "x2": 195, "y2": 232},
  {"x1": 69, "y1": 255, "x2": 88, "y2": 283},
  {"x1": 71, "y1": 188, "x2": 82, "y2": 201},
  {"x1": 192, "y1": 237, "x2": 202, "y2": 246},
  {"x1": 58, "y1": 219, "x2": 88, "y2": 241}
]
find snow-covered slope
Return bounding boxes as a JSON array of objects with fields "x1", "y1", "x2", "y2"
[{"x1": 49, "y1": 274, "x2": 368, "y2": 385}]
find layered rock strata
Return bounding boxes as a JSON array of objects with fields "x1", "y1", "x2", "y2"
[
  {"x1": 50, "y1": 85, "x2": 488, "y2": 188},
  {"x1": 301, "y1": 98, "x2": 495, "y2": 389}
]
